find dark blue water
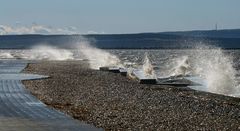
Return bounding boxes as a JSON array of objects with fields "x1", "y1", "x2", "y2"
[{"x1": 1, "y1": 32, "x2": 240, "y2": 49}]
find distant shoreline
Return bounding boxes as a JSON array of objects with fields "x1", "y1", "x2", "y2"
[
  {"x1": 1, "y1": 31, "x2": 240, "y2": 49},
  {"x1": 1, "y1": 48, "x2": 240, "y2": 50}
]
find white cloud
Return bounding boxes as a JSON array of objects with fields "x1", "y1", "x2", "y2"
[
  {"x1": 87, "y1": 30, "x2": 105, "y2": 34},
  {"x1": 0, "y1": 24, "x2": 108, "y2": 35},
  {"x1": 0, "y1": 24, "x2": 80, "y2": 35}
]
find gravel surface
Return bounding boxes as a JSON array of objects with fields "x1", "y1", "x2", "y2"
[{"x1": 23, "y1": 61, "x2": 240, "y2": 130}]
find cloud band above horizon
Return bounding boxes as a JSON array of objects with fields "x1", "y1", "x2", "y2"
[{"x1": 0, "y1": 24, "x2": 79, "y2": 35}]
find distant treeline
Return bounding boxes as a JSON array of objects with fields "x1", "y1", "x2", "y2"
[{"x1": 1, "y1": 29, "x2": 240, "y2": 49}]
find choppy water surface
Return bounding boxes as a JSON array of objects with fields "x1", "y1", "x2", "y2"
[
  {"x1": 1, "y1": 48, "x2": 240, "y2": 97},
  {"x1": 111, "y1": 49, "x2": 240, "y2": 97}
]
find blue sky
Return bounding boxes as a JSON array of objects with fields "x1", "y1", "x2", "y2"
[{"x1": 0, "y1": 0, "x2": 240, "y2": 34}]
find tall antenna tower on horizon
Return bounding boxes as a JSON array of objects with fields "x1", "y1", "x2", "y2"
[{"x1": 215, "y1": 23, "x2": 218, "y2": 31}]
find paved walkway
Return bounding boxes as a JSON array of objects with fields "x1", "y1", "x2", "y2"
[{"x1": 0, "y1": 60, "x2": 101, "y2": 131}]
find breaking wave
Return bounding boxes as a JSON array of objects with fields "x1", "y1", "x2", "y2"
[
  {"x1": 142, "y1": 52, "x2": 155, "y2": 77},
  {"x1": 0, "y1": 40, "x2": 239, "y2": 97},
  {"x1": 25, "y1": 45, "x2": 74, "y2": 60},
  {"x1": 0, "y1": 52, "x2": 14, "y2": 59},
  {"x1": 168, "y1": 45, "x2": 239, "y2": 96},
  {"x1": 76, "y1": 41, "x2": 123, "y2": 69}
]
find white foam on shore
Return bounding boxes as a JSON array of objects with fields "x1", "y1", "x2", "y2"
[
  {"x1": 23, "y1": 45, "x2": 74, "y2": 60},
  {"x1": 171, "y1": 56, "x2": 191, "y2": 76},
  {"x1": 76, "y1": 41, "x2": 122, "y2": 69},
  {"x1": 168, "y1": 45, "x2": 240, "y2": 96},
  {"x1": 0, "y1": 45, "x2": 74, "y2": 61},
  {"x1": 192, "y1": 46, "x2": 238, "y2": 95},
  {"x1": 0, "y1": 52, "x2": 14, "y2": 59},
  {"x1": 142, "y1": 52, "x2": 156, "y2": 78}
]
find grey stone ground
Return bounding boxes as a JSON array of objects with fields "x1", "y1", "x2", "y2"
[{"x1": 23, "y1": 61, "x2": 240, "y2": 130}]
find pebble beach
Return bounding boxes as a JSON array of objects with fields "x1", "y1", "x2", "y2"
[{"x1": 22, "y1": 60, "x2": 240, "y2": 130}]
